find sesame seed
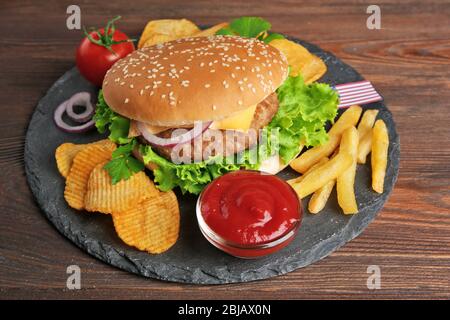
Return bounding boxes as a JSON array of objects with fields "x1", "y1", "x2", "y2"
[
  {"x1": 238, "y1": 100, "x2": 243, "y2": 105},
  {"x1": 205, "y1": 84, "x2": 211, "y2": 88},
  {"x1": 124, "y1": 98, "x2": 129, "y2": 104}
]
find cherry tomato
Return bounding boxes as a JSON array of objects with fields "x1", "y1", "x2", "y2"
[{"x1": 76, "y1": 16, "x2": 135, "y2": 87}]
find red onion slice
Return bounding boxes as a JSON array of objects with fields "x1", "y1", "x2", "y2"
[
  {"x1": 65, "y1": 92, "x2": 94, "y2": 123},
  {"x1": 137, "y1": 121, "x2": 212, "y2": 147},
  {"x1": 53, "y1": 99, "x2": 95, "y2": 133}
]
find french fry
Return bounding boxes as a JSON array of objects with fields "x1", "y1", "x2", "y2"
[
  {"x1": 328, "y1": 105, "x2": 363, "y2": 136},
  {"x1": 356, "y1": 109, "x2": 379, "y2": 164},
  {"x1": 291, "y1": 152, "x2": 352, "y2": 199},
  {"x1": 193, "y1": 22, "x2": 228, "y2": 37},
  {"x1": 308, "y1": 179, "x2": 335, "y2": 214},
  {"x1": 371, "y1": 120, "x2": 389, "y2": 193},
  {"x1": 290, "y1": 105, "x2": 362, "y2": 174},
  {"x1": 336, "y1": 127, "x2": 359, "y2": 214},
  {"x1": 357, "y1": 109, "x2": 379, "y2": 139},
  {"x1": 287, "y1": 157, "x2": 328, "y2": 185},
  {"x1": 357, "y1": 130, "x2": 372, "y2": 164}
]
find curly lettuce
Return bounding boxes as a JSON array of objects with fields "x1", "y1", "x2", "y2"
[{"x1": 271, "y1": 75, "x2": 338, "y2": 162}]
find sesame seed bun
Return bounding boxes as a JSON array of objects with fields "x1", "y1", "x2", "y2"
[{"x1": 102, "y1": 35, "x2": 289, "y2": 126}]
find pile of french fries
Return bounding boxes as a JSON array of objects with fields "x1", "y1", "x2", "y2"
[{"x1": 288, "y1": 105, "x2": 389, "y2": 215}]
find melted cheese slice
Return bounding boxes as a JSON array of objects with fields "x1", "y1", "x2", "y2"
[
  {"x1": 209, "y1": 104, "x2": 257, "y2": 131},
  {"x1": 128, "y1": 104, "x2": 257, "y2": 137}
]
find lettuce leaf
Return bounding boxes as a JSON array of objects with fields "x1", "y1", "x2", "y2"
[
  {"x1": 94, "y1": 90, "x2": 131, "y2": 144},
  {"x1": 140, "y1": 145, "x2": 261, "y2": 194},
  {"x1": 270, "y1": 76, "x2": 338, "y2": 162}
]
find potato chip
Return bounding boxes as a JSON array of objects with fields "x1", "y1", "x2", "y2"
[
  {"x1": 85, "y1": 161, "x2": 158, "y2": 214},
  {"x1": 55, "y1": 139, "x2": 116, "y2": 178},
  {"x1": 64, "y1": 142, "x2": 116, "y2": 210},
  {"x1": 301, "y1": 55, "x2": 327, "y2": 84},
  {"x1": 193, "y1": 22, "x2": 228, "y2": 37},
  {"x1": 142, "y1": 34, "x2": 176, "y2": 48},
  {"x1": 138, "y1": 19, "x2": 200, "y2": 48},
  {"x1": 56, "y1": 143, "x2": 86, "y2": 178},
  {"x1": 112, "y1": 191, "x2": 180, "y2": 254},
  {"x1": 269, "y1": 38, "x2": 327, "y2": 83}
]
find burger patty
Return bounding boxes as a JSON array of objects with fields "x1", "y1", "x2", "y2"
[{"x1": 147, "y1": 92, "x2": 279, "y2": 162}]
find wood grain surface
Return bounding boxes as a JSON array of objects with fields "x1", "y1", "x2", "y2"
[{"x1": 0, "y1": 0, "x2": 449, "y2": 299}]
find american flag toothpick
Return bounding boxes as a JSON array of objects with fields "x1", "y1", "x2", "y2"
[{"x1": 334, "y1": 80, "x2": 383, "y2": 108}]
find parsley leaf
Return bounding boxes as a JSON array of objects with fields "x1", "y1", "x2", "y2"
[
  {"x1": 215, "y1": 27, "x2": 235, "y2": 36},
  {"x1": 229, "y1": 17, "x2": 271, "y2": 38},
  {"x1": 103, "y1": 139, "x2": 144, "y2": 184},
  {"x1": 215, "y1": 17, "x2": 285, "y2": 43},
  {"x1": 263, "y1": 32, "x2": 285, "y2": 43}
]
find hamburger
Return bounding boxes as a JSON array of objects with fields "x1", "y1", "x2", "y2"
[{"x1": 96, "y1": 35, "x2": 338, "y2": 194}]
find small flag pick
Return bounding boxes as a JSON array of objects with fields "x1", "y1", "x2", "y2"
[{"x1": 334, "y1": 80, "x2": 383, "y2": 108}]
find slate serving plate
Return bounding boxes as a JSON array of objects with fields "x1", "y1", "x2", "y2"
[{"x1": 25, "y1": 37, "x2": 399, "y2": 284}]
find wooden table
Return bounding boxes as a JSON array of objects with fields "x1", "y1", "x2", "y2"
[{"x1": 1, "y1": 0, "x2": 449, "y2": 300}]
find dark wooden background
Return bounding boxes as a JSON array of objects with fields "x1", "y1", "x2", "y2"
[{"x1": 1, "y1": 0, "x2": 449, "y2": 300}]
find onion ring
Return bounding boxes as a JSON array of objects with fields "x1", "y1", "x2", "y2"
[
  {"x1": 65, "y1": 92, "x2": 94, "y2": 123},
  {"x1": 53, "y1": 94, "x2": 95, "y2": 133}
]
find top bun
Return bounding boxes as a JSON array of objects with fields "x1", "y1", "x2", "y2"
[{"x1": 102, "y1": 35, "x2": 289, "y2": 126}]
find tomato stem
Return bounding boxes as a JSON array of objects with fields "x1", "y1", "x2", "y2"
[{"x1": 83, "y1": 16, "x2": 133, "y2": 55}]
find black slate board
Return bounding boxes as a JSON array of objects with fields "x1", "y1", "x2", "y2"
[{"x1": 24, "y1": 37, "x2": 400, "y2": 284}]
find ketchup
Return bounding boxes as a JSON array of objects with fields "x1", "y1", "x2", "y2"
[{"x1": 198, "y1": 171, "x2": 302, "y2": 258}]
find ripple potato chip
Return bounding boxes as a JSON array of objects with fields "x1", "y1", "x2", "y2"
[
  {"x1": 138, "y1": 19, "x2": 200, "y2": 48},
  {"x1": 112, "y1": 191, "x2": 180, "y2": 254},
  {"x1": 269, "y1": 38, "x2": 327, "y2": 83},
  {"x1": 85, "y1": 161, "x2": 158, "y2": 214},
  {"x1": 64, "y1": 142, "x2": 116, "y2": 210},
  {"x1": 56, "y1": 143, "x2": 87, "y2": 178},
  {"x1": 55, "y1": 139, "x2": 116, "y2": 178}
]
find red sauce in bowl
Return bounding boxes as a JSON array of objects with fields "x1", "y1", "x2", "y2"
[{"x1": 196, "y1": 170, "x2": 302, "y2": 258}]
